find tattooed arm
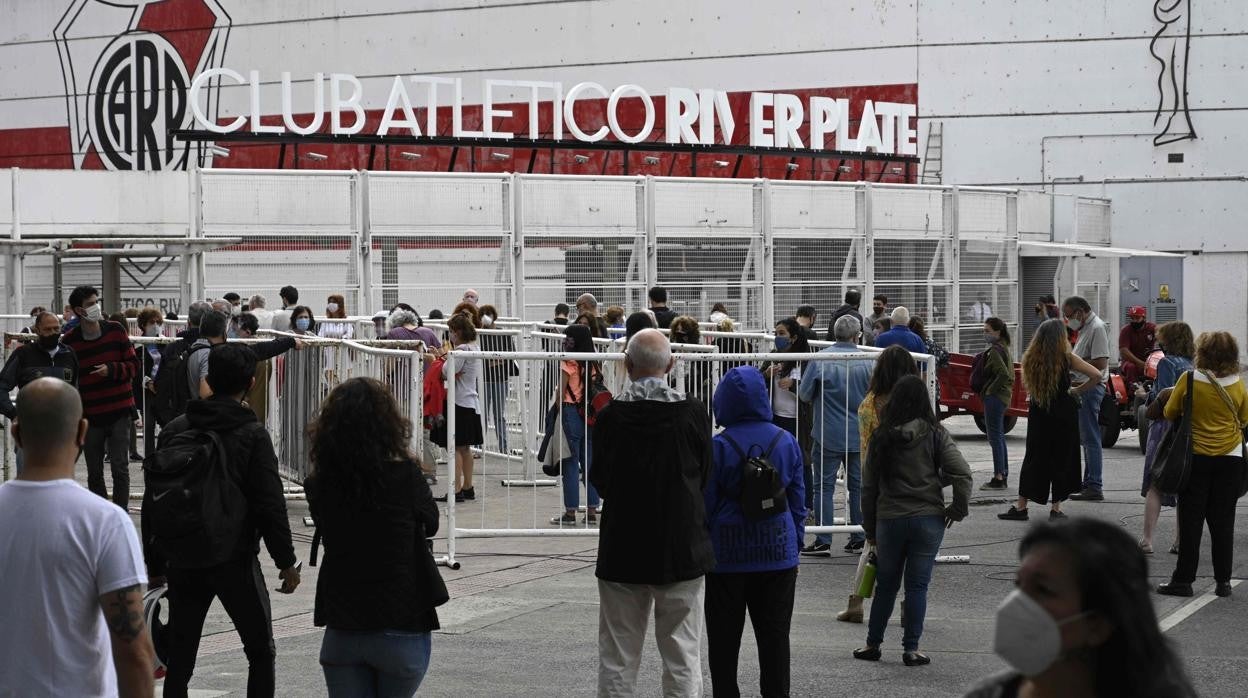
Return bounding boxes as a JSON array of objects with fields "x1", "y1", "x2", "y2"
[{"x1": 99, "y1": 584, "x2": 156, "y2": 698}]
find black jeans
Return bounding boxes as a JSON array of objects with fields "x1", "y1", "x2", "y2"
[
  {"x1": 84, "y1": 416, "x2": 130, "y2": 508},
  {"x1": 705, "y1": 567, "x2": 797, "y2": 698},
  {"x1": 1173, "y1": 454, "x2": 1243, "y2": 585},
  {"x1": 165, "y1": 556, "x2": 276, "y2": 698}
]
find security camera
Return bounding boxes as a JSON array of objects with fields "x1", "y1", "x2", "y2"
[{"x1": 573, "y1": 154, "x2": 590, "y2": 164}]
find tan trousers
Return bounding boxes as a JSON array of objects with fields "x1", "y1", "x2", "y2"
[{"x1": 597, "y1": 577, "x2": 705, "y2": 697}]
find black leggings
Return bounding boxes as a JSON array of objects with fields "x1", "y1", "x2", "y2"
[{"x1": 1172, "y1": 454, "x2": 1244, "y2": 584}]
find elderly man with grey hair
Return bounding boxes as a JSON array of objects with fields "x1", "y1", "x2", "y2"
[
  {"x1": 872, "y1": 306, "x2": 927, "y2": 353},
  {"x1": 247, "y1": 294, "x2": 273, "y2": 329},
  {"x1": 798, "y1": 314, "x2": 873, "y2": 555},
  {"x1": 590, "y1": 329, "x2": 715, "y2": 697}
]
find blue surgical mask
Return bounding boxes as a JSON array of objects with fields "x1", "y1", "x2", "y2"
[
  {"x1": 295, "y1": 317, "x2": 311, "y2": 332},
  {"x1": 984, "y1": 333, "x2": 998, "y2": 344},
  {"x1": 774, "y1": 336, "x2": 791, "y2": 351}
]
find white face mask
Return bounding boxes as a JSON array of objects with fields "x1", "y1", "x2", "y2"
[
  {"x1": 144, "y1": 324, "x2": 162, "y2": 337},
  {"x1": 482, "y1": 314, "x2": 494, "y2": 326},
  {"x1": 231, "y1": 305, "x2": 241, "y2": 316},
  {"x1": 83, "y1": 304, "x2": 103, "y2": 322},
  {"x1": 993, "y1": 589, "x2": 1089, "y2": 677},
  {"x1": 1066, "y1": 314, "x2": 1083, "y2": 332},
  {"x1": 326, "y1": 302, "x2": 340, "y2": 313}
]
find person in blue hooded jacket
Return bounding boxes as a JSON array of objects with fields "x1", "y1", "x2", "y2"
[{"x1": 704, "y1": 366, "x2": 807, "y2": 698}]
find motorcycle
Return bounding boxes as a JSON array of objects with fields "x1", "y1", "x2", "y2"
[{"x1": 1100, "y1": 367, "x2": 1153, "y2": 452}]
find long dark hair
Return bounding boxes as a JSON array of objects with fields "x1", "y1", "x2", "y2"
[
  {"x1": 308, "y1": 378, "x2": 413, "y2": 507},
  {"x1": 774, "y1": 316, "x2": 810, "y2": 375},
  {"x1": 868, "y1": 345, "x2": 918, "y2": 397},
  {"x1": 1019, "y1": 519, "x2": 1196, "y2": 698},
  {"x1": 563, "y1": 324, "x2": 601, "y2": 392},
  {"x1": 868, "y1": 375, "x2": 939, "y2": 480}
]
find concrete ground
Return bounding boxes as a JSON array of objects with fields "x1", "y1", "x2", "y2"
[{"x1": 95, "y1": 415, "x2": 1247, "y2": 697}]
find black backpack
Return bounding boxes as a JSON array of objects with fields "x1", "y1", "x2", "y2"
[
  {"x1": 143, "y1": 428, "x2": 246, "y2": 569},
  {"x1": 722, "y1": 431, "x2": 789, "y2": 521},
  {"x1": 152, "y1": 342, "x2": 209, "y2": 426}
]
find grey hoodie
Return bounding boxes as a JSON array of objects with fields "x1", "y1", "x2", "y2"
[{"x1": 861, "y1": 418, "x2": 972, "y2": 539}]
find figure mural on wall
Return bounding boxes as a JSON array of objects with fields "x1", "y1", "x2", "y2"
[{"x1": 1150, "y1": 0, "x2": 1196, "y2": 146}]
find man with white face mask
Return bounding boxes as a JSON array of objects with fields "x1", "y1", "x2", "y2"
[
  {"x1": 1061, "y1": 296, "x2": 1110, "y2": 502},
  {"x1": 966, "y1": 518, "x2": 1196, "y2": 698},
  {"x1": 61, "y1": 285, "x2": 141, "y2": 508}
]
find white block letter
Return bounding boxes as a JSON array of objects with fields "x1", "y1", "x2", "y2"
[
  {"x1": 898, "y1": 103, "x2": 918, "y2": 156},
  {"x1": 250, "y1": 71, "x2": 283, "y2": 134},
  {"x1": 453, "y1": 79, "x2": 483, "y2": 138},
  {"x1": 665, "y1": 87, "x2": 699, "y2": 144},
  {"x1": 715, "y1": 90, "x2": 736, "y2": 144},
  {"x1": 809, "y1": 97, "x2": 840, "y2": 149},
  {"x1": 189, "y1": 68, "x2": 246, "y2": 134},
  {"x1": 483, "y1": 80, "x2": 514, "y2": 139},
  {"x1": 281, "y1": 72, "x2": 324, "y2": 136},
  {"x1": 608, "y1": 84, "x2": 655, "y2": 144},
  {"x1": 749, "y1": 92, "x2": 775, "y2": 148},
  {"x1": 330, "y1": 73, "x2": 365, "y2": 135},
  {"x1": 773, "y1": 93, "x2": 804, "y2": 149},
  {"x1": 564, "y1": 82, "x2": 609, "y2": 142},
  {"x1": 854, "y1": 100, "x2": 883, "y2": 153},
  {"x1": 377, "y1": 75, "x2": 421, "y2": 137}
]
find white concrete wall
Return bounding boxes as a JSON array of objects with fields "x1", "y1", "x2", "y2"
[
  {"x1": 3, "y1": 0, "x2": 1247, "y2": 257},
  {"x1": 1183, "y1": 252, "x2": 1248, "y2": 352}
]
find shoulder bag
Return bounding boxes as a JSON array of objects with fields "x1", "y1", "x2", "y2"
[
  {"x1": 1151, "y1": 372, "x2": 1194, "y2": 495},
  {"x1": 1201, "y1": 370, "x2": 1248, "y2": 498}
]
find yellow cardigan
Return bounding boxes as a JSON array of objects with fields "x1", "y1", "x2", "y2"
[{"x1": 1164, "y1": 371, "x2": 1248, "y2": 457}]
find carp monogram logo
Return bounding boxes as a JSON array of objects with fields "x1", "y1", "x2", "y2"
[{"x1": 54, "y1": 0, "x2": 232, "y2": 170}]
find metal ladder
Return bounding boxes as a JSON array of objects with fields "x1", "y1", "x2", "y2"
[{"x1": 921, "y1": 122, "x2": 943, "y2": 184}]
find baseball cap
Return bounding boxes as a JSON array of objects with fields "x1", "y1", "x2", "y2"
[{"x1": 1128, "y1": 305, "x2": 1147, "y2": 318}]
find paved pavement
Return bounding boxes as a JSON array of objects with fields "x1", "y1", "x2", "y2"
[{"x1": 92, "y1": 415, "x2": 1246, "y2": 697}]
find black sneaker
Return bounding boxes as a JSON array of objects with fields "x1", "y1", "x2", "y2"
[
  {"x1": 997, "y1": 506, "x2": 1029, "y2": 521},
  {"x1": 1068, "y1": 488, "x2": 1104, "y2": 501},
  {"x1": 1049, "y1": 510, "x2": 1068, "y2": 521},
  {"x1": 844, "y1": 540, "x2": 865, "y2": 554},
  {"x1": 979, "y1": 478, "x2": 1008, "y2": 490},
  {"x1": 433, "y1": 492, "x2": 464, "y2": 503},
  {"x1": 461, "y1": 487, "x2": 476, "y2": 501},
  {"x1": 801, "y1": 543, "x2": 832, "y2": 557},
  {"x1": 1156, "y1": 582, "x2": 1194, "y2": 597},
  {"x1": 550, "y1": 512, "x2": 577, "y2": 526}
]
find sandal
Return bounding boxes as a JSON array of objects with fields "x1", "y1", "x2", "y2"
[
  {"x1": 550, "y1": 513, "x2": 577, "y2": 526},
  {"x1": 1169, "y1": 543, "x2": 1180, "y2": 555},
  {"x1": 1139, "y1": 540, "x2": 1154, "y2": 555}
]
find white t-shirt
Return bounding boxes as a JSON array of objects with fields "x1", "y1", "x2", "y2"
[
  {"x1": 0, "y1": 479, "x2": 147, "y2": 697},
  {"x1": 442, "y1": 342, "x2": 481, "y2": 411},
  {"x1": 771, "y1": 366, "x2": 801, "y2": 419}
]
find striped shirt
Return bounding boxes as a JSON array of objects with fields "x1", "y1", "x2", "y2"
[{"x1": 62, "y1": 320, "x2": 140, "y2": 424}]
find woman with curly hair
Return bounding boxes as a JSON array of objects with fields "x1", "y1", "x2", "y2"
[
  {"x1": 998, "y1": 319, "x2": 1102, "y2": 522},
  {"x1": 305, "y1": 378, "x2": 448, "y2": 697},
  {"x1": 670, "y1": 315, "x2": 711, "y2": 411},
  {"x1": 1140, "y1": 321, "x2": 1195, "y2": 554}
]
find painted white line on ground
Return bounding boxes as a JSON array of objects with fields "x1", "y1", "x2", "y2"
[{"x1": 1159, "y1": 579, "x2": 1242, "y2": 633}]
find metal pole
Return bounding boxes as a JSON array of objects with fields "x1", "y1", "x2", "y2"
[
  {"x1": 760, "y1": 179, "x2": 775, "y2": 329},
  {"x1": 860, "y1": 183, "x2": 874, "y2": 315},
  {"x1": 358, "y1": 170, "x2": 373, "y2": 313},
  {"x1": 644, "y1": 175, "x2": 657, "y2": 291},
  {"x1": 10, "y1": 168, "x2": 23, "y2": 316},
  {"x1": 511, "y1": 174, "x2": 525, "y2": 320},
  {"x1": 1006, "y1": 193, "x2": 1020, "y2": 359},
  {"x1": 949, "y1": 186, "x2": 962, "y2": 353},
  {"x1": 443, "y1": 352, "x2": 458, "y2": 569}
]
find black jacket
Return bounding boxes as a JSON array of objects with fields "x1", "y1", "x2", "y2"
[
  {"x1": 305, "y1": 460, "x2": 447, "y2": 632},
  {"x1": 144, "y1": 395, "x2": 296, "y2": 575},
  {"x1": 0, "y1": 342, "x2": 79, "y2": 419},
  {"x1": 650, "y1": 306, "x2": 678, "y2": 329},
  {"x1": 590, "y1": 397, "x2": 716, "y2": 584},
  {"x1": 825, "y1": 304, "x2": 864, "y2": 341},
  {"x1": 251, "y1": 336, "x2": 297, "y2": 362}
]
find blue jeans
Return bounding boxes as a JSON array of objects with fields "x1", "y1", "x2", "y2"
[
  {"x1": 983, "y1": 395, "x2": 1009, "y2": 479},
  {"x1": 561, "y1": 404, "x2": 599, "y2": 511},
  {"x1": 814, "y1": 444, "x2": 862, "y2": 545},
  {"x1": 1077, "y1": 382, "x2": 1106, "y2": 491},
  {"x1": 320, "y1": 627, "x2": 431, "y2": 698},
  {"x1": 484, "y1": 380, "x2": 509, "y2": 453},
  {"x1": 867, "y1": 515, "x2": 945, "y2": 652}
]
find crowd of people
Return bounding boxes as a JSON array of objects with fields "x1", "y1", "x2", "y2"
[{"x1": 0, "y1": 282, "x2": 1233, "y2": 698}]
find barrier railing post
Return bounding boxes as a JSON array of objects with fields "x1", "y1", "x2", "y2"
[{"x1": 443, "y1": 352, "x2": 458, "y2": 569}]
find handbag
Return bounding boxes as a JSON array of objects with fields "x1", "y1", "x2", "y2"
[
  {"x1": 1151, "y1": 372, "x2": 1194, "y2": 495},
  {"x1": 1200, "y1": 370, "x2": 1248, "y2": 498}
]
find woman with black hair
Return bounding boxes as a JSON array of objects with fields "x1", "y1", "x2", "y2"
[
  {"x1": 305, "y1": 378, "x2": 448, "y2": 697},
  {"x1": 550, "y1": 324, "x2": 601, "y2": 526},
  {"x1": 765, "y1": 317, "x2": 814, "y2": 516},
  {"x1": 855, "y1": 375, "x2": 972, "y2": 666},
  {"x1": 836, "y1": 345, "x2": 918, "y2": 624},
  {"x1": 978, "y1": 317, "x2": 1015, "y2": 490},
  {"x1": 965, "y1": 518, "x2": 1196, "y2": 698}
]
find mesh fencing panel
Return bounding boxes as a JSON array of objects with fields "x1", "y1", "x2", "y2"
[
  {"x1": 653, "y1": 179, "x2": 763, "y2": 326},
  {"x1": 872, "y1": 187, "x2": 953, "y2": 341},
  {"x1": 200, "y1": 172, "x2": 361, "y2": 311},
  {"x1": 958, "y1": 191, "x2": 1018, "y2": 354},
  {"x1": 770, "y1": 182, "x2": 862, "y2": 327},
  {"x1": 519, "y1": 176, "x2": 646, "y2": 319}
]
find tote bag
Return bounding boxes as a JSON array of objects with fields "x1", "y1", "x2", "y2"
[{"x1": 1151, "y1": 372, "x2": 1194, "y2": 495}]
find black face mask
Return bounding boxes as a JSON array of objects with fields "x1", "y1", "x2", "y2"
[
  {"x1": 37, "y1": 334, "x2": 59, "y2": 350},
  {"x1": 1131, "y1": 321, "x2": 1145, "y2": 329}
]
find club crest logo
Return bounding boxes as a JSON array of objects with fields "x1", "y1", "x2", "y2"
[{"x1": 54, "y1": 0, "x2": 231, "y2": 170}]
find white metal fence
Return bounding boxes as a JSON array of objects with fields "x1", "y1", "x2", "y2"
[{"x1": 0, "y1": 170, "x2": 1109, "y2": 355}]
